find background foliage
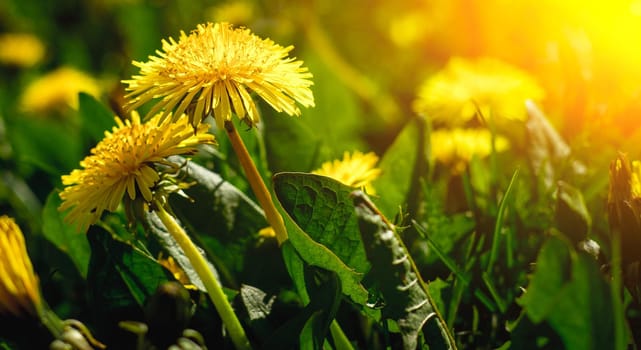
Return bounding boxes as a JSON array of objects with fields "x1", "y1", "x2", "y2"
[{"x1": 2, "y1": 0, "x2": 641, "y2": 349}]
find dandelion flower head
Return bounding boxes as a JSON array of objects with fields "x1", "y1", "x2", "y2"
[
  {"x1": 431, "y1": 128, "x2": 509, "y2": 174},
  {"x1": 312, "y1": 151, "x2": 381, "y2": 194},
  {"x1": 20, "y1": 67, "x2": 101, "y2": 114},
  {"x1": 59, "y1": 112, "x2": 216, "y2": 232},
  {"x1": 0, "y1": 33, "x2": 45, "y2": 68},
  {"x1": 413, "y1": 57, "x2": 544, "y2": 127},
  {"x1": 123, "y1": 22, "x2": 314, "y2": 129},
  {"x1": 0, "y1": 216, "x2": 42, "y2": 318}
]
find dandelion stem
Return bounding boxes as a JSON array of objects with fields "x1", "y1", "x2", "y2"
[
  {"x1": 155, "y1": 205, "x2": 252, "y2": 350},
  {"x1": 224, "y1": 120, "x2": 288, "y2": 245},
  {"x1": 39, "y1": 306, "x2": 65, "y2": 338}
]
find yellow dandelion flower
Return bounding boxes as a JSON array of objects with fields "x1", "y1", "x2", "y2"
[
  {"x1": 59, "y1": 112, "x2": 216, "y2": 232},
  {"x1": 0, "y1": 33, "x2": 45, "y2": 67},
  {"x1": 20, "y1": 67, "x2": 101, "y2": 114},
  {"x1": 0, "y1": 216, "x2": 42, "y2": 318},
  {"x1": 312, "y1": 151, "x2": 381, "y2": 194},
  {"x1": 431, "y1": 128, "x2": 509, "y2": 174},
  {"x1": 413, "y1": 57, "x2": 544, "y2": 127},
  {"x1": 123, "y1": 22, "x2": 314, "y2": 129}
]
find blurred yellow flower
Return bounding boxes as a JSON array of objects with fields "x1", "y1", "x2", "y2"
[
  {"x1": 0, "y1": 216, "x2": 42, "y2": 318},
  {"x1": 608, "y1": 153, "x2": 641, "y2": 265},
  {"x1": 0, "y1": 33, "x2": 45, "y2": 67},
  {"x1": 312, "y1": 151, "x2": 381, "y2": 194},
  {"x1": 20, "y1": 67, "x2": 101, "y2": 114},
  {"x1": 158, "y1": 256, "x2": 197, "y2": 291},
  {"x1": 207, "y1": 1, "x2": 255, "y2": 25},
  {"x1": 413, "y1": 57, "x2": 544, "y2": 127},
  {"x1": 59, "y1": 112, "x2": 216, "y2": 232},
  {"x1": 431, "y1": 128, "x2": 509, "y2": 174},
  {"x1": 123, "y1": 22, "x2": 314, "y2": 129}
]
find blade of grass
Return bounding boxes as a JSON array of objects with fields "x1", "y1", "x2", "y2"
[{"x1": 486, "y1": 168, "x2": 519, "y2": 274}]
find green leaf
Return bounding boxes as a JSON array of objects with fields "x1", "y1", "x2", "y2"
[
  {"x1": 87, "y1": 227, "x2": 169, "y2": 308},
  {"x1": 554, "y1": 181, "x2": 591, "y2": 243},
  {"x1": 41, "y1": 191, "x2": 90, "y2": 277},
  {"x1": 353, "y1": 192, "x2": 455, "y2": 350},
  {"x1": 519, "y1": 236, "x2": 617, "y2": 349},
  {"x1": 274, "y1": 172, "x2": 371, "y2": 306},
  {"x1": 372, "y1": 119, "x2": 424, "y2": 218},
  {"x1": 77, "y1": 92, "x2": 115, "y2": 143},
  {"x1": 273, "y1": 172, "x2": 370, "y2": 274},
  {"x1": 518, "y1": 237, "x2": 572, "y2": 323}
]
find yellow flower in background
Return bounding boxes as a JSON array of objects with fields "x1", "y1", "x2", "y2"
[
  {"x1": 0, "y1": 33, "x2": 45, "y2": 67},
  {"x1": 59, "y1": 112, "x2": 216, "y2": 232},
  {"x1": 158, "y1": 256, "x2": 198, "y2": 291},
  {"x1": 608, "y1": 153, "x2": 641, "y2": 265},
  {"x1": 431, "y1": 128, "x2": 509, "y2": 174},
  {"x1": 123, "y1": 22, "x2": 314, "y2": 129},
  {"x1": 207, "y1": 1, "x2": 255, "y2": 25},
  {"x1": 313, "y1": 151, "x2": 381, "y2": 194},
  {"x1": 413, "y1": 57, "x2": 544, "y2": 127},
  {"x1": 20, "y1": 67, "x2": 101, "y2": 114},
  {"x1": 0, "y1": 216, "x2": 42, "y2": 318}
]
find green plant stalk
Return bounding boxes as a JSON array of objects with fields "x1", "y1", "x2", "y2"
[
  {"x1": 155, "y1": 205, "x2": 252, "y2": 350},
  {"x1": 225, "y1": 120, "x2": 288, "y2": 245},
  {"x1": 39, "y1": 305, "x2": 65, "y2": 339},
  {"x1": 611, "y1": 229, "x2": 627, "y2": 350}
]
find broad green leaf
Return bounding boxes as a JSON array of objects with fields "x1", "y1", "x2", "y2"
[
  {"x1": 87, "y1": 228, "x2": 169, "y2": 308},
  {"x1": 518, "y1": 237, "x2": 571, "y2": 323},
  {"x1": 77, "y1": 92, "x2": 115, "y2": 143},
  {"x1": 283, "y1": 206, "x2": 369, "y2": 306},
  {"x1": 41, "y1": 191, "x2": 90, "y2": 277},
  {"x1": 519, "y1": 236, "x2": 617, "y2": 349},
  {"x1": 274, "y1": 172, "x2": 371, "y2": 305},
  {"x1": 353, "y1": 192, "x2": 455, "y2": 350},
  {"x1": 273, "y1": 172, "x2": 370, "y2": 275},
  {"x1": 554, "y1": 181, "x2": 591, "y2": 243},
  {"x1": 372, "y1": 119, "x2": 425, "y2": 218}
]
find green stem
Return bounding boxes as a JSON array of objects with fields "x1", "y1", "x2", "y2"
[
  {"x1": 155, "y1": 205, "x2": 252, "y2": 350},
  {"x1": 225, "y1": 120, "x2": 288, "y2": 245},
  {"x1": 39, "y1": 306, "x2": 65, "y2": 338},
  {"x1": 330, "y1": 320, "x2": 354, "y2": 350}
]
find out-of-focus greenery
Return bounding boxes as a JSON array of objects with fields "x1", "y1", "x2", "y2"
[{"x1": 2, "y1": 0, "x2": 641, "y2": 349}]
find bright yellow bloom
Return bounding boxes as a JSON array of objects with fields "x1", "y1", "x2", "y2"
[
  {"x1": 0, "y1": 33, "x2": 45, "y2": 67},
  {"x1": 312, "y1": 151, "x2": 381, "y2": 194},
  {"x1": 59, "y1": 112, "x2": 216, "y2": 232},
  {"x1": 0, "y1": 216, "x2": 42, "y2": 318},
  {"x1": 123, "y1": 22, "x2": 314, "y2": 129},
  {"x1": 20, "y1": 67, "x2": 101, "y2": 114},
  {"x1": 431, "y1": 128, "x2": 509, "y2": 174},
  {"x1": 413, "y1": 57, "x2": 544, "y2": 127}
]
